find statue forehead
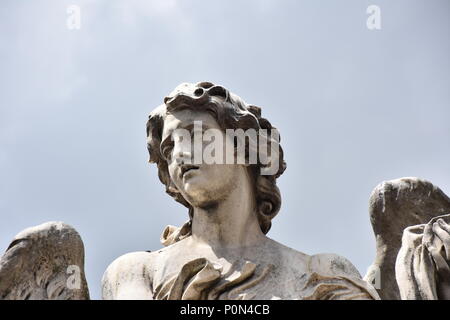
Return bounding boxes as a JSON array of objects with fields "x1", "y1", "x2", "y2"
[{"x1": 161, "y1": 109, "x2": 220, "y2": 137}]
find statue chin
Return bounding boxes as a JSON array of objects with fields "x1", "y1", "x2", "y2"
[
  {"x1": 177, "y1": 182, "x2": 223, "y2": 208},
  {"x1": 177, "y1": 166, "x2": 244, "y2": 208}
]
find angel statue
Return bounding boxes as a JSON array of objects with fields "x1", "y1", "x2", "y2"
[{"x1": 0, "y1": 82, "x2": 449, "y2": 300}]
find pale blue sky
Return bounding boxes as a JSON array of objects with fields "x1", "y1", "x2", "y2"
[{"x1": 1, "y1": 0, "x2": 449, "y2": 299}]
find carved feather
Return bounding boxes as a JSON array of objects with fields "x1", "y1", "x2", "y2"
[{"x1": 0, "y1": 221, "x2": 89, "y2": 300}]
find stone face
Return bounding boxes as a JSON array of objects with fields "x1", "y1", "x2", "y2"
[
  {"x1": 365, "y1": 177, "x2": 450, "y2": 300},
  {"x1": 0, "y1": 221, "x2": 89, "y2": 300},
  {"x1": 102, "y1": 82, "x2": 380, "y2": 300}
]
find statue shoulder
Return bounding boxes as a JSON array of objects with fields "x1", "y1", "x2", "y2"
[
  {"x1": 308, "y1": 253, "x2": 362, "y2": 279},
  {"x1": 305, "y1": 253, "x2": 380, "y2": 300},
  {"x1": 102, "y1": 251, "x2": 156, "y2": 300}
]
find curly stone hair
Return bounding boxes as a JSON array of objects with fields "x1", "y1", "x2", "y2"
[{"x1": 146, "y1": 82, "x2": 286, "y2": 234}]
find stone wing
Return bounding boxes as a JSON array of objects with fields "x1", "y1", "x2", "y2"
[
  {"x1": 0, "y1": 221, "x2": 89, "y2": 300},
  {"x1": 365, "y1": 177, "x2": 450, "y2": 299}
]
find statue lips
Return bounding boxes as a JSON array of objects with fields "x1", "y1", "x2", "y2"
[{"x1": 181, "y1": 164, "x2": 200, "y2": 178}]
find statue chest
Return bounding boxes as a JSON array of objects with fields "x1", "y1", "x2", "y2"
[{"x1": 151, "y1": 252, "x2": 307, "y2": 300}]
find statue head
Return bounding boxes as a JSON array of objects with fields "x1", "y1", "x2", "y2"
[{"x1": 146, "y1": 82, "x2": 286, "y2": 234}]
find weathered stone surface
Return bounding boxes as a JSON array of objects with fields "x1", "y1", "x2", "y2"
[
  {"x1": 102, "y1": 82, "x2": 379, "y2": 300},
  {"x1": 5, "y1": 83, "x2": 448, "y2": 301},
  {"x1": 365, "y1": 177, "x2": 450, "y2": 300},
  {"x1": 396, "y1": 214, "x2": 450, "y2": 300},
  {"x1": 0, "y1": 221, "x2": 89, "y2": 300}
]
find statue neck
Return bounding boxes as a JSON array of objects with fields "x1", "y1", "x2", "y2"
[{"x1": 190, "y1": 176, "x2": 265, "y2": 249}]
